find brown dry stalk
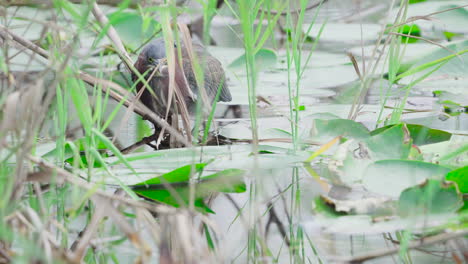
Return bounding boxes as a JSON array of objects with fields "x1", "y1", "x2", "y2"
[{"x1": 0, "y1": 23, "x2": 191, "y2": 147}]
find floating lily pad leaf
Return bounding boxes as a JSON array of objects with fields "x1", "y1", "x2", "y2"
[
  {"x1": 134, "y1": 163, "x2": 206, "y2": 186},
  {"x1": 371, "y1": 123, "x2": 452, "y2": 146},
  {"x1": 319, "y1": 195, "x2": 394, "y2": 215},
  {"x1": 398, "y1": 180, "x2": 463, "y2": 217},
  {"x1": 303, "y1": 23, "x2": 381, "y2": 43},
  {"x1": 310, "y1": 118, "x2": 370, "y2": 142},
  {"x1": 363, "y1": 160, "x2": 452, "y2": 198},
  {"x1": 446, "y1": 166, "x2": 468, "y2": 193},
  {"x1": 132, "y1": 166, "x2": 245, "y2": 213},
  {"x1": 387, "y1": 2, "x2": 468, "y2": 34},
  {"x1": 107, "y1": 12, "x2": 160, "y2": 51},
  {"x1": 366, "y1": 124, "x2": 412, "y2": 160},
  {"x1": 307, "y1": 112, "x2": 341, "y2": 121},
  {"x1": 228, "y1": 48, "x2": 277, "y2": 71},
  {"x1": 314, "y1": 197, "x2": 346, "y2": 218},
  {"x1": 433, "y1": 90, "x2": 468, "y2": 114},
  {"x1": 398, "y1": 40, "x2": 468, "y2": 85},
  {"x1": 435, "y1": 5, "x2": 468, "y2": 34},
  {"x1": 406, "y1": 124, "x2": 452, "y2": 146},
  {"x1": 443, "y1": 31, "x2": 463, "y2": 41}
]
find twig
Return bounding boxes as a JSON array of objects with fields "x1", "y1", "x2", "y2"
[
  {"x1": 0, "y1": 23, "x2": 191, "y2": 147},
  {"x1": 91, "y1": 4, "x2": 193, "y2": 147},
  {"x1": 27, "y1": 155, "x2": 176, "y2": 215},
  {"x1": 120, "y1": 133, "x2": 159, "y2": 154},
  {"x1": 0, "y1": 25, "x2": 48, "y2": 58},
  {"x1": 91, "y1": 3, "x2": 132, "y2": 71},
  {"x1": 265, "y1": 202, "x2": 290, "y2": 247},
  {"x1": 391, "y1": 4, "x2": 468, "y2": 29},
  {"x1": 388, "y1": 32, "x2": 458, "y2": 57},
  {"x1": 332, "y1": 229, "x2": 468, "y2": 264}
]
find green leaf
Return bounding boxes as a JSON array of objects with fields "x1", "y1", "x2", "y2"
[
  {"x1": 106, "y1": 12, "x2": 160, "y2": 51},
  {"x1": 366, "y1": 124, "x2": 412, "y2": 160},
  {"x1": 228, "y1": 48, "x2": 277, "y2": 71},
  {"x1": 371, "y1": 123, "x2": 452, "y2": 146},
  {"x1": 310, "y1": 118, "x2": 370, "y2": 142},
  {"x1": 409, "y1": 0, "x2": 426, "y2": 4},
  {"x1": 134, "y1": 163, "x2": 206, "y2": 186},
  {"x1": 42, "y1": 138, "x2": 107, "y2": 168},
  {"x1": 433, "y1": 90, "x2": 468, "y2": 115},
  {"x1": 131, "y1": 166, "x2": 245, "y2": 213},
  {"x1": 386, "y1": 24, "x2": 422, "y2": 43},
  {"x1": 397, "y1": 42, "x2": 468, "y2": 82},
  {"x1": 400, "y1": 24, "x2": 421, "y2": 43},
  {"x1": 398, "y1": 180, "x2": 463, "y2": 217},
  {"x1": 313, "y1": 197, "x2": 346, "y2": 218},
  {"x1": 446, "y1": 166, "x2": 468, "y2": 193},
  {"x1": 363, "y1": 160, "x2": 452, "y2": 198},
  {"x1": 443, "y1": 31, "x2": 462, "y2": 41}
]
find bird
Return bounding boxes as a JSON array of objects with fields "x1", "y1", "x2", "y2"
[{"x1": 133, "y1": 37, "x2": 232, "y2": 122}]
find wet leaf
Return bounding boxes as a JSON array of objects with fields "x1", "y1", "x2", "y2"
[
  {"x1": 398, "y1": 40, "x2": 468, "y2": 85},
  {"x1": 371, "y1": 123, "x2": 452, "y2": 146},
  {"x1": 132, "y1": 165, "x2": 245, "y2": 213},
  {"x1": 319, "y1": 195, "x2": 394, "y2": 215},
  {"x1": 134, "y1": 163, "x2": 206, "y2": 185},
  {"x1": 303, "y1": 23, "x2": 381, "y2": 43},
  {"x1": 228, "y1": 48, "x2": 277, "y2": 71},
  {"x1": 398, "y1": 180, "x2": 463, "y2": 217},
  {"x1": 393, "y1": 24, "x2": 422, "y2": 43},
  {"x1": 107, "y1": 12, "x2": 160, "y2": 51},
  {"x1": 366, "y1": 124, "x2": 412, "y2": 160},
  {"x1": 387, "y1": 3, "x2": 468, "y2": 34},
  {"x1": 310, "y1": 118, "x2": 370, "y2": 142},
  {"x1": 363, "y1": 160, "x2": 452, "y2": 198},
  {"x1": 314, "y1": 197, "x2": 346, "y2": 217},
  {"x1": 446, "y1": 166, "x2": 468, "y2": 193},
  {"x1": 433, "y1": 90, "x2": 468, "y2": 114}
]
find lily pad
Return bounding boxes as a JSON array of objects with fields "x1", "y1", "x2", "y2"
[
  {"x1": 107, "y1": 12, "x2": 160, "y2": 51},
  {"x1": 132, "y1": 164, "x2": 246, "y2": 213},
  {"x1": 228, "y1": 48, "x2": 278, "y2": 71},
  {"x1": 433, "y1": 90, "x2": 468, "y2": 114},
  {"x1": 310, "y1": 118, "x2": 370, "y2": 142},
  {"x1": 303, "y1": 23, "x2": 382, "y2": 43},
  {"x1": 398, "y1": 40, "x2": 468, "y2": 85},
  {"x1": 366, "y1": 124, "x2": 412, "y2": 160},
  {"x1": 386, "y1": 1, "x2": 468, "y2": 33},
  {"x1": 363, "y1": 160, "x2": 452, "y2": 198},
  {"x1": 371, "y1": 123, "x2": 452, "y2": 146},
  {"x1": 398, "y1": 179, "x2": 463, "y2": 217}
]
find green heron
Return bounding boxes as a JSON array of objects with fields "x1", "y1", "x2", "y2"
[{"x1": 133, "y1": 38, "x2": 232, "y2": 122}]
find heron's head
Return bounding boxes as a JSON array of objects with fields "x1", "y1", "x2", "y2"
[{"x1": 140, "y1": 38, "x2": 167, "y2": 68}]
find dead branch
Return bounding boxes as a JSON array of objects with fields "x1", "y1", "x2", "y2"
[
  {"x1": 333, "y1": 229, "x2": 468, "y2": 264},
  {"x1": 27, "y1": 154, "x2": 176, "y2": 215}
]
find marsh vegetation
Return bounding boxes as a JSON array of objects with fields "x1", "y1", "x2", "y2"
[{"x1": 0, "y1": 0, "x2": 467, "y2": 263}]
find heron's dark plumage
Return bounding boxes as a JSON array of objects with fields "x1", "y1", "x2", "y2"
[{"x1": 132, "y1": 38, "x2": 231, "y2": 118}]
